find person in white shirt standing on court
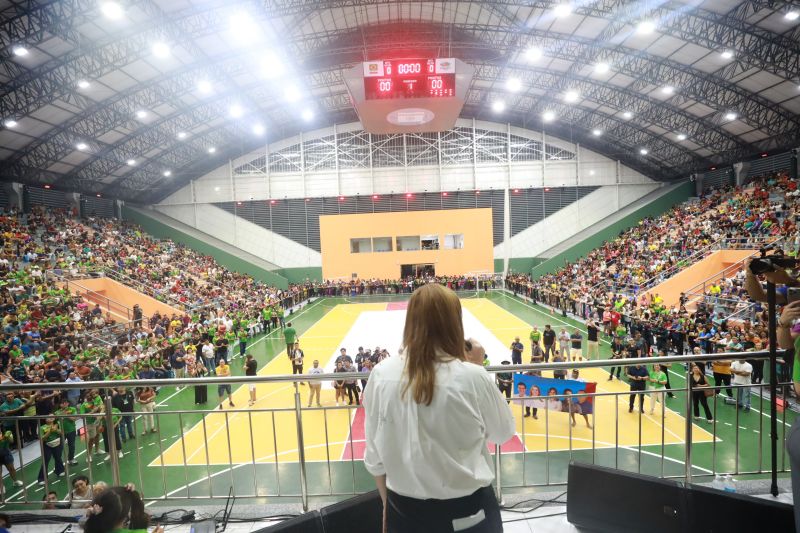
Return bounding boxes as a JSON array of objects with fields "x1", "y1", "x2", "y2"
[
  {"x1": 731, "y1": 357, "x2": 753, "y2": 411},
  {"x1": 364, "y1": 283, "x2": 515, "y2": 533},
  {"x1": 307, "y1": 360, "x2": 323, "y2": 407}
]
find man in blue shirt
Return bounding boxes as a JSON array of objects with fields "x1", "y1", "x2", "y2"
[
  {"x1": 627, "y1": 363, "x2": 648, "y2": 413},
  {"x1": 509, "y1": 337, "x2": 524, "y2": 365}
]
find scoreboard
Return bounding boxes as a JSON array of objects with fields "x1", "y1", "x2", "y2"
[
  {"x1": 363, "y1": 58, "x2": 456, "y2": 99},
  {"x1": 344, "y1": 57, "x2": 473, "y2": 134}
]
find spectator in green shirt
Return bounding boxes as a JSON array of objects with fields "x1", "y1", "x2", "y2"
[
  {"x1": 0, "y1": 429, "x2": 23, "y2": 487},
  {"x1": 37, "y1": 417, "x2": 65, "y2": 484},
  {"x1": 529, "y1": 326, "x2": 541, "y2": 355},
  {"x1": 55, "y1": 397, "x2": 79, "y2": 466},
  {"x1": 283, "y1": 322, "x2": 298, "y2": 360},
  {"x1": 80, "y1": 391, "x2": 103, "y2": 459},
  {"x1": 648, "y1": 364, "x2": 668, "y2": 415}
]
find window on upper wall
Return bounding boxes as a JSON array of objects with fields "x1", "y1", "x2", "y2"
[
  {"x1": 372, "y1": 237, "x2": 392, "y2": 252},
  {"x1": 420, "y1": 234, "x2": 439, "y2": 250},
  {"x1": 350, "y1": 238, "x2": 372, "y2": 253},
  {"x1": 396, "y1": 236, "x2": 421, "y2": 251},
  {"x1": 443, "y1": 234, "x2": 464, "y2": 249}
]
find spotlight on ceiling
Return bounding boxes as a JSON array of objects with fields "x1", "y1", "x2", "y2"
[
  {"x1": 506, "y1": 78, "x2": 522, "y2": 92},
  {"x1": 636, "y1": 20, "x2": 657, "y2": 34},
  {"x1": 163, "y1": 170, "x2": 172, "y2": 177},
  {"x1": 594, "y1": 62, "x2": 610, "y2": 74},
  {"x1": 542, "y1": 110, "x2": 556, "y2": 123},
  {"x1": 592, "y1": 129, "x2": 603, "y2": 136},
  {"x1": 151, "y1": 42, "x2": 170, "y2": 58},
  {"x1": 622, "y1": 111, "x2": 633, "y2": 119},
  {"x1": 785, "y1": 11, "x2": 799, "y2": 21},
  {"x1": 12, "y1": 46, "x2": 28, "y2": 57},
  {"x1": 177, "y1": 131, "x2": 187, "y2": 140},
  {"x1": 724, "y1": 112, "x2": 738, "y2": 121},
  {"x1": 77, "y1": 80, "x2": 91, "y2": 89},
  {"x1": 135, "y1": 110, "x2": 148, "y2": 119},
  {"x1": 76, "y1": 143, "x2": 88, "y2": 150},
  {"x1": 126, "y1": 159, "x2": 136, "y2": 166},
  {"x1": 229, "y1": 104, "x2": 244, "y2": 119},
  {"x1": 252, "y1": 123, "x2": 265, "y2": 136},
  {"x1": 284, "y1": 84, "x2": 300, "y2": 103},
  {"x1": 301, "y1": 109, "x2": 314, "y2": 122},
  {"x1": 197, "y1": 80, "x2": 212, "y2": 94},
  {"x1": 3, "y1": 119, "x2": 18, "y2": 128},
  {"x1": 553, "y1": 3, "x2": 573, "y2": 17},
  {"x1": 491, "y1": 100, "x2": 506, "y2": 113},
  {"x1": 564, "y1": 90, "x2": 580, "y2": 103},
  {"x1": 100, "y1": 2, "x2": 124, "y2": 20},
  {"x1": 525, "y1": 47, "x2": 543, "y2": 61},
  {"x1": 660, "y1": 85, "x2": 675, "y2": 95},
  {"x1": 261, "y1": 53, "x2": 285, "y2": 79},
  {"x1": 720, "y1": 50, "x2": 734, "y2": 60},
  {"x1": 207, "y1": 147, "x2": 216, "y2": 154},
  {"x1": 676, "y1": 133, "x2": 687, "y2": 141},
  {"x1": 639, "y1": 148, "x2": 648, "y2": 155}
]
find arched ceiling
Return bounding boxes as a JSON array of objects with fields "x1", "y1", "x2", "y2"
[{"x1": 1, "y1": 0, "x2": 799, "y2": 203}]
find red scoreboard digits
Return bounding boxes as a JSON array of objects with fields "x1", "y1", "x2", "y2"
[{"x1": 363, "y1": 58, "x2": 456, "y2": 100}]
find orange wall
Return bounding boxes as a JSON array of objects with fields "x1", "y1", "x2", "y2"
[
  {"x1": 69, "y1": 277, "x2": 184, "y2": 319},
  {"x1": 319, "y1": 208, "x2": 494, "y2": 279},
  {"x1": 642, "y1": 249, "x2": 757, "y2": 308}
]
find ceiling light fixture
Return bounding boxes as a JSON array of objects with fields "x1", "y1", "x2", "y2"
[
  {"x1": 100, "y1": 2, "x2": 124, "y2": 20},
  {"x1": 639, "y1": 148, "x2": 648, "y2": 155},
  {"x1": 636, "y1": 20, "x2": 656, "y2": 34},
  {"x1": 126, "y1": 159, "x2": 136, "y2": 166},
  {"x1": 592, "y1": 129, "x2": 602, "y2": 136},
  {"x1": 284, "y1": 84, "x2": 300, "y2": 103},
  {"x1": 207, "y1": 147, "x2": 216, "y2": 154},
  {"x1": 12, "y1": 46, "x2": 28, "y2": 57},
  {"x1": 252, "y1": 123, "x2": 265, "y2": 136},
  {"x1": 177, "y1": 131, "x2": 187, "y2": 140},
  {"x1": 564, "y1": 90, "x2": 580, "y2": 103},
  {"x1": 76, "y1": 142, "x2": 88, "y2": 150},
  {"x1": 197, "y1": 80, "x2": 212, "y2": 94},
  {"x1": 77, "y1": 80, "x2": 91, "y2": 89},
  {"x1": 724, "y1": 112, "x2": 738, "y2": 121},
  {"x1": 720, "y1": 50, "x2": 734, "y2": 60},
  {"x1": 301, "y1": 109, "x2": 314, "y2": 121},
  {"x1": 525, "y1": 47, "x2": 543, "y2": 61},
  {"x1": 553, "y1": 3, "x2": 573, "y2": 17},
  {"x1": 261, "y1": 53, "x2": 285, "y2": 79},
  {"x1": 542, "y1": 110, "x2": 556, "y2": 122},
  {"x1": 622, "y1": 111, "x2": 633, "y2": 119},
  {"x1": 229, "y1": 104, "x2": 244, "y2": 119},
  {"x1": 785, "y1": 11, "x2": 799, "y2": 21},
  {"x1": 491, "y1": 100, "x2": 506, "y2": 113},
  {"x1": 661, "y1": 85, "x2": 675, "y2": 95},
  {"x1": 163, "y1": 170, "x2": 172, "y2": 177},
  {"x1": 135, "y1": 110, "x2": 148, "y2": 119},
  {"x1": 676, "y1": 133, "x2": 687, "y2": 141},
  {"x1": 594, "y1": 62, "x2": 610, "y2": 74},
  {"x1": 151, "y1": 42, "x2": 170, "y2": 58},
  {"x1": 3, "y1": 119, "x2": 18, "y2": 128},
  {"x1": 506, "y1": 78, "x2": 522, "y2": 92}
]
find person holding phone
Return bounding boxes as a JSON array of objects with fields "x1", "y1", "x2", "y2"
[{"x1": 364, "y1": 284, "x2": 515, "y2": 533}]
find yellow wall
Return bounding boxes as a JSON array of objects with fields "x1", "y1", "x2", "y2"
[{"x1": 319, "y1": 208, "x2": 494, "y2": 279}]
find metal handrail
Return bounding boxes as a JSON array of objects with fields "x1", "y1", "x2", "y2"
[{"x1": 0, "y1": 350, "x2": 782, "y2": 392}]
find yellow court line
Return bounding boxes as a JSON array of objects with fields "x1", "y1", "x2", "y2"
[
  {"x1": 461, "y1": 299, "x2": 714, "y2": 451},
  {"x1": 152, "y1": 303, "x2": 386, "y2": 467}
]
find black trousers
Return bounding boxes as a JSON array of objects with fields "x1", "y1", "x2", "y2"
[
  {"x1": 692, "y1": 391, "x2": 713, "y2": 420},
  {"x1": 346, "y1": 383, "x2": 360, "y2": 404},
  {"x1": 386, "y1": 485, "x2": 502, "y2": 533},
  {"x1": 629, "y1": 384, "x2": 645, "y2": 411},
  {"x1": 713, "y1": 372, "x2": 733, "y2": 397},
  {"x1": 498, "y1": 384, "x2": 511, "y2": 400},
  {"x1": 194, "y1": 384, "x2": 207, "y2": 404},
  {"x1": 543, "y1": 344, "x2": 555, "y2": 361}
]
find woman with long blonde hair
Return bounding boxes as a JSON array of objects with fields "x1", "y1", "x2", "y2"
[{"x1": 364, "y1": 284, "x2": 515, "y2": 532}]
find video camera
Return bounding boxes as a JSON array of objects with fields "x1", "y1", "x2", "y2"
[{"x1": 748, "y1": 247, "x2": 800, "y2": 276}]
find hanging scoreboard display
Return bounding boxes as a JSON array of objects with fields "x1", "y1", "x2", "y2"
[{"x1": 344, "y1": 57, "x2": 473, "y2": 134}]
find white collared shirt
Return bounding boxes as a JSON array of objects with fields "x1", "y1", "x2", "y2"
[{"x1": 363, "y1": 354, "x2": 515, "y2": 499}]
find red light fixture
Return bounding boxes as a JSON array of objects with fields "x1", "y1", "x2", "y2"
[
  {"x1": 339, "y1": 196, "x2": 344, "y2": 201},
  {"x1": 271, "y1": 200, "x2": 277, "y2": 204},
  {"x1": 761, "y1": 153, "x2": 768, "y2": 158},
  {"x1": 544, "y1": 187, "x2": 551, "y2": 192},
  {"x1": 475, "y1": 190, "x2": 480, "y2": 195},
  {"x1": 442, "y1": 192, "x2": 448, "y2": 196},
  {"x1": 237, "y1": 201, "x2": 242, "y2": 206},
  {"x1": 44, "y1": 184, "x2": 51, "y2": 189},
  {"x1": 406, "y1": 193, "x2": 412, "y2": 198},
  {"x1": 96, "y1": 193, "x2": 102, "y2": 198},
  {"x1": 372, "y1": 195, "x2": 378, "y2": 200},
  {"x1": 513, "y1": 189, "x2": 519, "y2": 193},
  {"x1": 710, "y1": 166, "x2": 717, "y2": 170},
  {"x1": 304, "y1": 199, "x2": 309, "y2": 202}
]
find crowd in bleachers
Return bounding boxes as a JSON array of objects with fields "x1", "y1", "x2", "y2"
[{"x1": 506, "y1": 172, "x2": 800, "y2": 407}]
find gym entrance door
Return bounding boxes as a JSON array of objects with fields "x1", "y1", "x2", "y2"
[{"x1": 400, "y1": 264, "x2": 435, "y2": 278}]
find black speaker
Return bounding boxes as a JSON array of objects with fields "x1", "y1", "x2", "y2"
[
  {"x1": 687, "y1": 483, "x2": 794, "y2": 532},
  {"x1": 567, "y1": 462, "x2": 687, "y2": 533},
  {"x1": 320, "y1": 490, "x2": 383, "y2": 533},
  {"x1": 254, "y1": 510, "x2": 323, "y2": 532}
]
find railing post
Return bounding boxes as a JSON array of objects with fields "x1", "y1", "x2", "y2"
[
  {"x1": 494, "y1": 443, "x2": 503, "y2": 504},
  {"x1": 104, "y1": 394, "x2": 121, "y2": 486},
  {"x1": 684, "y1": 365, "x2": 693, "y2": 483},
  {"x1": 293, "y1": 383, "x2": 309, "y2": 512}
]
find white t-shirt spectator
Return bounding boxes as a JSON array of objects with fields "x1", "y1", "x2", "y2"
[{"x1": 731, "y1": 361, "x2": 752, "y2": 385}]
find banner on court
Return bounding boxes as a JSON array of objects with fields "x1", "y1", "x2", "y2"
[{"x1": 512, "y1": 374, "x2": 597, "y2": 414}]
